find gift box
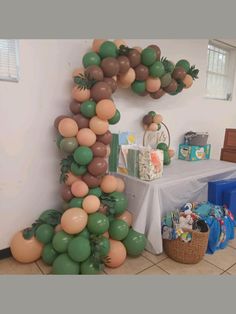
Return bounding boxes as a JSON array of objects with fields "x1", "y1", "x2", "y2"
[{"x1": 178, "y1": 144, "x2": 211, "y2": 161}]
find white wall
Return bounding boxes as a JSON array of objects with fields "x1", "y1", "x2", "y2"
[{"x1": 1, "y1": 39, "x2": 236, "y2": 249}]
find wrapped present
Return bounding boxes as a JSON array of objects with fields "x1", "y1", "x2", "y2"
[
  {"x1": 178, "y1": 144, "x2": 211, "y2": 161},
  {"x1": 138, "y1": 147, "x2": 163, "y2": 181}
]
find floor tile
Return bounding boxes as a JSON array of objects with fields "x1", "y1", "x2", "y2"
[
  {"x1": 0, "y1": 257, "x2": 42, "y2": 275},
  {"x1": 226, "y1": 264, "x2": 236, "y2": 275},
  {"x1": 36, "y1": 259, "x2": 52, "y2": 274},
  {"x1": 228, "y1": 230, "x2": 236, "y2": 249},
  {"x1": 104, "y1": 256, "x2": 153, "y2": 275},
  {"x1": 158, "y1": 258, "x2": 222, "y2": 275},
  {"x1": 138, "y1": 265, "x2": 168, "y2": 275},
  {"x1": 142, "y1": 250, "x2": 167, "y2": 264},
  {"x1": 203, "y1": 246, "x2": 236, "y2": 270}
]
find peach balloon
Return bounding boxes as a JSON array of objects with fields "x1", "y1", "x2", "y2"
[
  {"x1": 72, "y1": 67, "x2": 84, "y2": 78},
  {"x1": 61, "y1": 207, "x2": 88, "y2": 234},
  {"x1": 58, "y1": 118, "x2": 79, "y2": 138},
  {"x1": 118, "y1": 68, "x2": 136, "y2": 86},
  {"x1": 92, "y1": 39, "x2": 105, "y2": 52},
  {"x1": 76, "y1": 128, "x2": 96, "y2": 147},
  {"x1": 82, "y1": 195, "x2": 100, "y2": 213},
  {"x1": 153, "y1": 114, "x2": 163, "y2": 124},
  {"x1": 96, "y1": 99, "x2": 116, "y2": 120},
  {"x1": 54, "y1": 224, "x2": 62, "y2": 233},
  {"x1": 10, "y1": 231, "x2": 43, "y2": 263},
  {"x1": 133, "y1": 46, "x2": 142, "y2": 53},
  {"x1": 115, "y1": 177, "x2": 125, "y2": 192},
  {"x1": 89, "y1": 116, "x2": 109, "y2": 135},
  {"x1": 168, "y1": 149, "x2": 175, "y2": 158},
  {"x1": 101, "y1": 175, "x2": 118, "y2": 193},
  {"x1": 114, "y1": 39, "x2": 126, "y2": 48},
  {"x1": 106, "y1": 145, "x2": 111, "y2": 157},
  {"x1": 144, "y1": 124, "x2": 148, "y2": 130},
  {"x1": 72, "y1": 86, "x2": 91, "y2": 102},
  {"x1": 116, "y1": 211, "x2": 133, "y2": 227},
  {"x1": 105, "y1": 239, "x2": 127, "y2": 268},
  {"x1": 148, "y1": 123, "x2": 158, "y2": 131},
  {"x1": 103, "y1": 231, "x2": 109, "y2": 238},
  {"x1": 71, "y1": 180, "x2": 89, "y2": 197},
  {"x1": 146, "y1": 77, "x2": 161, "y2": 93},
  {"x1": 117, "y1": 80, "x2": 131, "y2": 89},
  {"x1": 183, "y1": 74, "x2": 193, "y2": 88},
  {"x1": 65, "y1": 172, "x2": 81, "y2": 186}
]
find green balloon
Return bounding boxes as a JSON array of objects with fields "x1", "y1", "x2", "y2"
[
  {"x1": 141, "y1": 47, "x2": 157, "y2": 66},
  {"x1": 109, "y1": 219, "x2": 129, "y2": 241},
  {"x1": 52, "y1": 253, "x2": 79, "y2": 274},
  {"x1": 161, "y1": 73, "x2": 172, "y2": 88},
  {"x1": 163, "y1": 60, "x2": 175, "y2": 73},
  {"x1": 88, "y1": 187, "x2": 102, "y2": 197},
  {"x1": 149, "y1": 61, "x2": 165, "y2": 78},
  {"x1": 176, "y1": 59, "x2": 190, "y2": 72},
  {"x1": 60, "y1": 137, "x2": 78, "y2": 153},
  {"x1": 80, "y1": 257, "x2": 100, "y2": 275},
  {"x1": 52, "y1": 231, "x2": 73, "y2": 253},
  {"x1": 39, "y1": 209, "x2": 58, "y2": 223},
  {"x1": 56, "y1": 134, "x2": 63, "y2": 148},
  {"x1": 69, "y1": 197, "x2": 84, "y2": 208},
  {"x1": 73, "y1": 146, "x2": 93, "y2": 165},
  {"x1": 68, "y1": 236, "x2": 91, "y2": 262},
  {"x1": 35, "y1": 224, "x2": 54, "y2": 244},
  {"x1": 131, "y1": 81, "x2": 146, "y2": 94},
  {"x1": 157, "y1": 142, "x2": 168, "y2": 150},
  {"x1": 108, "y1": 109, "x2": 120, "y2": 125},
  {"x1": 99, "y1": 41, "x2": 118, "y2": 58},
  {"x1": 95, "y1": 236, "x2": 110, "y2": 257},
  {"x1": 82, "y1": 52, "x2": 101, "y2": 68},
  {"x1": 123, "y1": 229, "x2": 146, "y2": 256},
  {"x1": 87, "y1": 213, "x2": 109, "y2": 235},
  {"x1": 109, "y1": 192, "x2": 128, "y2": 215},
  {"x1": 157, "y1": 142, "x2": 171, "y2": 165},
  {"x1": 70, "y1": 162, "x2": 87, "y2": 176},
  {"x1": 148, "y1": 111, "x2": 156, "y2": 117},
  {"x1": 80, "y1": 100, "x2": 96, "y2": 118},
  {"x1": 42, "y1": 243, "x2": 58, "y2": 265},
  {"x1": 78, "y1": 227, "x2": 90, "y2": 239}
]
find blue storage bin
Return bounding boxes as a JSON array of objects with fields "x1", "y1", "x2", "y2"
[
  {"x1": 223, "y1": 188, "x2": 236, "y2": 219},
  {"x1": 208, "y1": 179, "x2": 236, "y2": 205}
]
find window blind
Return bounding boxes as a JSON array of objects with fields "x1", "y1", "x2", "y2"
[{"x1": 0, "y1": 39, "x2": 19, "y2": 82}]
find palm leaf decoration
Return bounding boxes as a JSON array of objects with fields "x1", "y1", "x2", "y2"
[
  {"x1": 118, "y1": 44, "x2": 133, "y2": 56},
  {"x1": 74, "y1": 73, "x2": 96, "y2": 90},
  {"x1": 60, "y1": 155, "x2": 74, "y2": 183},
  {"x1": 188, "y1": 65, "x2": 199, "y2": 80}
]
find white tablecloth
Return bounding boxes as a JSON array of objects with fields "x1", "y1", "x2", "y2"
[{"x1": 115, "y1": 159, "x2": 236, "y2": 254}]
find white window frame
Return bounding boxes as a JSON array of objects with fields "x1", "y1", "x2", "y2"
[{"x1": 0, "y1": 39, "x2": 20, "y2": 82}]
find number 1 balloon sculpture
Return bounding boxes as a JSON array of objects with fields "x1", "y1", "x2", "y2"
[{"x1": 10, "y1": 39, "x2": 199, "y2": 274}]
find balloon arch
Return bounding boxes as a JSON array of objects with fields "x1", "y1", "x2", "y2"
[{"x1": 10, "y1": 39, "x2": 199, "y2": 274}]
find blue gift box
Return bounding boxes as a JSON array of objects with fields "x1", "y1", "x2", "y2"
[{"x1": 178, "y1": 144, "x2": 211, "y2": 161}]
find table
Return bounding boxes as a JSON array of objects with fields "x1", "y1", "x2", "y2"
[{"x1": 115, "y1": 159, "x2": 236, "y2": 254}]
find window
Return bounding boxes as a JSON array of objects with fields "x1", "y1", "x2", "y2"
[
  {"x1": 0, "y1": 39, "x2": 19, "y2": 82},
  {"x1": 206, "y1": 40, "x2": 236, "y2": 101}
]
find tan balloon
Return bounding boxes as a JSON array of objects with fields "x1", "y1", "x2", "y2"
[
  {"x1": 76, "y1": 128, "x2": 96, "y2": 147},
  {"x1": 71, "y1": 180, "x2": 89, "y2": 197},
  {"x1": 10, "y1": 231, "x2": 43, "y2": 263},
  {"x1": 58, "y1": 118, "x2": 79, "y2": 137},
  {"x1": 89, "y1": 116, "x2": 109, "y2": 135},
  {"x1": 65, "y1": 172, "x2": 81, "y2": 186},
  {"x1": 133, "y1": 46, "x2": 142, "y2": 53},
  {"x1": 146, "y1": 77, "x2": 161, "y2": 93},
  {"x1": 54, "y1": 224, "x2": 62, "y2": 233},
  {"x1": 82, "y1": 195, "x2": 100, "y2": 213},
  {"x1": 115, "y1": 177, "x2": 125, "y2": 192},
  {"x1": 92, "y1": 39, "x2": 105, "y2": 52},
  {"x1": 72, "y1": 67, "x2": 85, "y2": 78},
  {"x1": 103, "y1": 231, "x2": 109, "y2": 238},
  {"x1": 72, "y1": 86, "x2": 91, "y2": 102},
  {"x1": 101, "y1": 175, "x2": 118, "y2": 193},
  {"x1": 118, "y1": 68, "x2": 136, "y2": 86},
  {"x1": 183, "y1": 74, "x2": 193, "y2": 88},
  {"x1": 106, "y1": 145, "x2": 111, "y2": 157},
  {"x1": 153, "y1": 114, "x2": 163, "y2": 124},
  {"x1": 114, "y1": 39, "x2": 127, "y2": 48},
  {"x1": 61, "y1": 207, "x2": 88, "y2": 234},
  {"x1": 116, "y1": 210, "x2": 133, "y2": 227},
  {"x1": 168, "y1": 149, "x2": 175, "y2": 158},
  {"x1": 105, "y1": 239, "x2": 127, "y2": 268},
  {"x1": 96, "y1": 99, "x2": 116, "y2": 120},
  {"x1": 148, "y1": 123, "x2": 158, "y2": 131}
]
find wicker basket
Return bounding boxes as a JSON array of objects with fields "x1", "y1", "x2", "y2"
[{"x1": 163, "y1": 228, "x2": 209, "y2": 264}]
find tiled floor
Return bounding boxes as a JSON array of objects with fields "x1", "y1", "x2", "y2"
[{"x1": 1, "y1": 235, "x2": 236, "y2": 275}]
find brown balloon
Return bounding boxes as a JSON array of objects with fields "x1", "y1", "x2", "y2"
[
  {"x1": 88, "y1": 157, "x2": 108, "y2": 176},
  {"x1": 128, "y1": 49, "x2": 141, "y2": 67},
  {"x1": 101, "y1": 57, "x2": 120, "y2": 77},
  {"x1": 172, "y1": 66, "x2": 187, "y2": 80},
  {"x1": 73, "y1": 114, "x2": 89, "y2": 129},
  {"x1": 150, "y1": 88, "x2": 166, "y2": 99},
  {"x1": 148, "y1": 45, "x2": 161, "y2": 60},
  {"x1": 91, "y1": 141, "x2": 107, "y2": 157},
  {"x1": 117, "y1": 56, "x2": 130, "y2": 74},
  {"x1": 164, "y1": 79, "x2": 178, "y2": 93},
  {"x1": 54, "y1": 115, "x2": 70, "y2": 129},
  {"x1": 134, "y1": 64, "x2": 149, "y2": 81},
  {"x1": 139, "y1": 90, "x2": 149, "y2": 97},
  {"x1": 90, "y1": 82, "x2": 112, "y2": 102},
  {"x1": 103, "y1": 77, "x2": 117, "y2": 93},
  {"x1": 60, "y1": 184, "x2": 73, "y2": 202},
  {"x1": 97, "y1": 130, "x2": 113, "y2": 145},
  {"x1": 143, "y1": 114, "x2": 153, "y2": 125},
  {"x1": 82, "y1": 173, "x2": 102, "y2": 188},
  {"x1": 69, "y1": 101, "x2": 81, "y2": 114},
  {"x1": 85, "y1": 65, "x2": 104, "y2": 81}
]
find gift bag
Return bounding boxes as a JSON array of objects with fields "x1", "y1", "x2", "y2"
[{"x1": 138, "y1": 147, "x2": 163, "y2": 181}]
